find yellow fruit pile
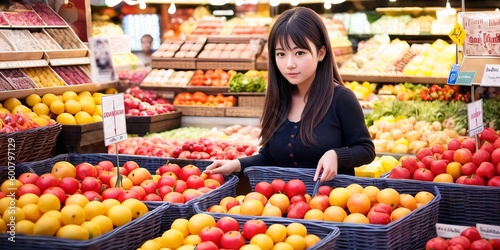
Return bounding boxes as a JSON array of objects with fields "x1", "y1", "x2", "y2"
[
  {"x1": 0, "y1": 96, "x2": 54, "y2": 127},
  {"x1": 41, "y1": 91, "x2": 103, "y2": 125},
  {"x1": 22, "y1": 67, "x2": 66, "y2": 88},
  {"x1": 138, "y1": 214, "x2": 322, "y2": 250},
  {"x1": 0, "y1": 191, "x2": 148, "y2": 240}
]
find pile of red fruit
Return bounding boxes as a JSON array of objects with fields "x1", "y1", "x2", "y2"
[
  {"x1": 124, "y1": 87, "x2": 175, "y2": 116},
  {"x1": 172, "y1": 138, "x2": 258, "y2": 160},
  {"x1": 426, "y1": 226, "x2": 500, "y2": 250}
]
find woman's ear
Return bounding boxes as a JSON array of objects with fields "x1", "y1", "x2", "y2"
[{"x1": 318, "y1": 46, "x2": 326, "y2": 61}]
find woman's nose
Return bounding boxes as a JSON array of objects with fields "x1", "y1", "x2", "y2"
[{"x1": 286, "y1": 58, "x2": 296, "y2": 69}]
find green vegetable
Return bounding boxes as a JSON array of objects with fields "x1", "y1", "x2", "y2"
[{"x1": 228, "y1": 72, "x2": 267, "y2": 92}]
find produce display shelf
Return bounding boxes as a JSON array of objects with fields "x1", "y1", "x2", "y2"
[
  {"x1": 341, "y1": 74, "x2": 448, "y2": 84},
  {"x1": 56, "y1": 121, "x2": 104, "y2": 148}
]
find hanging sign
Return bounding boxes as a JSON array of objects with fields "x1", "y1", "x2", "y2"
[
  {"x1": 88, "y1": 37, "x2": 118, "y2": 83},
  {"x1": 449, "y1": 22, "x2": 466, "y2": 46},
  {"x1": 467, "y1": 99, "x2": 484, "y2": 137},
  {"x1": 447, "y1": 64, "x2": 460, "y2": 84},
  {"x1": 102, "y1": 93, "x2": 128, "y2": 146},
  {"x1": 481, "y1": 64, "x2": 500, "y2": 87}
]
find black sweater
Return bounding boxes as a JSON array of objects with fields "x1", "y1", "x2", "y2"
[{"x1": 239, "y1": 85, "x2": 376, "y2": 175}]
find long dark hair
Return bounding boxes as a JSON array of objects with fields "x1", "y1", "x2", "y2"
[{"x1": 260, "y1": 7, "x2": 343, "y2": 147}]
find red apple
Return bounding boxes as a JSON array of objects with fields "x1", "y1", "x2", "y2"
[
  {"x1": 157, "y1": 163, "x2": 181, "y2": 176},
  {"x1": 58, "y1": 177, "x2": 80, "y2": 194},
  {"x1": 82, "y1": 191, "x2": 102, "y2": 202},
  {"x1": 284, "y1": 179, "x2": 306, "y2": 199},
  {"x1": 317, "y1": 185, "x2": 334, "y2": 196},
  {"x1": 225, "y1": 199, "x2": 240, "y2": 211},
  {"x1": 287, "y1": 201, "x2": 310, "y2": 219},
  {"x1": 163, "y1": 191, "x2": 185, "y2": 203},
  {"x1": 81, "y1": 177, "x2": 102, "y2": 194},
  {"x1": 476, "y1": 162, "x2": 496, "y2": 179},
  {"x1": 368, "y1": 210, "x2": 391, "y2": 225},
  {"x1": 182, "y1": 188, "x2": 203, "y2": 202},
  {"x1": 242, "y1": 219, "x2": 267, "y2": 240},
  {"x1": 290, "y1": 194, "x2": 307, "y2": 204},
  {"x1": 206, "y1": 173, "x2": 225, "y2": 186},
  {"x1": 463, "y1": 174, "x2": 486, "y2": 186},
  {"x1": 271, "y1": 179, "x2": 286, "y2": 194},
  {"x1": 123, "y1": 161, "x2": 140, "y2": 174},
  {"x1": 157, "y1": 176, "x2": 177, "y2": 189},
  {"x1": 174, "y1": 180, "x2": 188, "y2": 193},
  {"x1": 97, "y1": 160, "x2": 114, "y2": 171},
  {"x1": 199, "y1": 226, "x2": 225, "y2": 247},
  {"x1": 417, "y1": 148, "x2": 434, "y2": 161},
  {"x1": 489, "y1": 239, "x2": 500, "y2": 250},
  {"x1": 448, "y1": 138, "x2": 463, "y2": 151},
  {"x1": 389, "y1": 166, "x2": 411, "y2": 179},
  {"x1": 255, "y1": 181, "x2": 274, "y2": 199},
  {"x1": 461, "y1": 138, "x2": 477, "y2": 153},
  {"x1": 492, "y1": 148, "x2": 500, "y2": 166},
  {"x1": 449, "y1": 236, "x2": 471, "y2": 250},
  {"x1": 372, "y1": 202, "x2": 393, "y2": 214},
  {"x1": 308, "y1": 195, "x2": 330, "y2": 212},
  {"x1": 487, "y1": 176, "x2": 500, "y2": 186},
  {"x1": 179, "y1": 165, "x2": 201, "y2": 182},
  {"x1": 216, "y1": 216, "x2": 240, "y2": 233},
  {"x1": 480, "y1": 142, "x2": 495, "y2": 154},
  {"x1": 140, "y1": 179, "x2": 157, "y2": 195},
  {"x1": 17, "y1": 183, "x2": 41, "y2": 197},
  {"x1": 472, "y1": 149, "x2": 491, "y2": 167},
  {"x1": 425, "y1": 237, "x2": 449, "y2": 250},
  {"x1": 401, "y1": 157, "x2": 419, "y2": 176},
  {"x1": 470, "y1": 239, "x2": 494, "y2": 250},
  {"x1": 144, "y1": 193, "x2": 162, "y2": 201},
  {"x1": 412, "y1": 168, "x2": 435, "y2": 182},
  {"x1": 431, "y1": 144, "x2": 445, "y2": 155},
  {"x1": 196, "y1": 241, "x2": 219, "y2": 250},
  {"x1": 35, "y1": 173, "x2": 59, "y2": 192},
  {"x1": 430, "y1": 159, "x2": 448, "y2": 176},
  {"x1": 42, "y1": 186, "x2": 67, "y2": 205},
  {"x1": 158, "y1": 185, "x2": 173, "y2": 198},
  {"x1": 17, "y1": 172, "x2": 39, "y2": 185},
  {"x1": 420, "y1": 155, "x2": 436, "y2": 169},
  {"x1": 129, "y1": 186, "x2": 147, "y2": 200},
  {"x1": 101, "y1": 187, "x2": 124, "y2": 200},
  {"x1": 220, "y1": 231, "x2": 246, "y2": 250},
  {"x1": 461, "y1": 162, "x2": 478, "y2": 176},
  {"x1": 439, "y1": 150, "x2": 456, "y2": 163},
  {"x1": 98, "y1": 170, "x2": 114, "y2": 186},
  {"x1": 186, "y1": 175, "x2": 205, "y2": 190},
  {"x1": 75, "y1": 163, "x2": 98, "y2": 180},
  {"x1": 461, "y1": 227, "x2": 482, "y2": 243},
  {"x1": 118, "y1": 190, "x2": 141, "y2": 202}
]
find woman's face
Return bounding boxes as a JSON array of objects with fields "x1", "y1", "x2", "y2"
[{"x1": 274, "y1": 37, "x2": 324, "y2": 88}]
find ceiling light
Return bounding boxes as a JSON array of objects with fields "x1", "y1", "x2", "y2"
[
  {"x1": 290, "y1": 0, "x2": 299, "y2": 6},
  {"x1": 168, "y1": 3, "x2": 176, "y2": 14},
  {"x1": 324, "y1": 1, "x2": 331, "y2": 9},
  {"x1": 331, "y1": 0, "x2": 345, "y2": 4}
]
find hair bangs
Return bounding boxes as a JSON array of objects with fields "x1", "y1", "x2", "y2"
[{"x1": 274, "y1": 21, "x2": 313, "y2": 53}]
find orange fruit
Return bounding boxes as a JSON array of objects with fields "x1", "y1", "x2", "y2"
[
  {"x1": 42, "y1": 94, "x2": 58, "y2": 107},
  {"x1": 64, "y1": 99, "x2": 81, "y2": 115},
  {"x1": 62, "y1": 91, "x2": 79, "y2": 102},
  {"x1": 286, "y1": 222, "x2": 307, "y2": 237},
  {"x1": 37, "y1": 193, "x2": 61, "y2": 213},
  {"x1": 128, "y1": 168, "x2": 152, "y2": 186},
  {"x1": 285, "y1": 234, "x2": 306, "y2": 250},
  {"x1": 446, "y1": 162, "x2": 462, "y2": 180},
  {"x1": 262, "y1": 205, "x2": 282, "y2": 217},
  {"x1": 244, "y1": 192, "x2": 268, "y2": 206},
  {"x1": 240, "y1": 199, "x2": 264, "y2": 216},
  {"x1": 65, "y1": 194, "x2": 90, "y2": 208},
  {"x1": 346, "y1": 193, "x2": 371, "y2": 215},
  {"x1": 250, "y1": 233, "x2": 274, "y2": 250},
  {"x1": 108, "y1": 205, "x2": 132, "y2": 227},
  {"x1": 84, "y1": 200, "x2": 106, "y2": 220},
  {"x1": 227, "y1": 205, "x2": 241, "y2": 214},
  {"x1": 140, "y1": 240, "x2": 161, "y2": 250},
  {"x1": 220, "y1": 197, "x2": 239, "y2": 209},
  {"x1": 329, "y1": 187, "x2": 352, "y2": 209},
  {"x1": 1, "y1": 179, "x2": 22, "y2": 197},
  {"x1": 183, "y1": 234, "x2": 201, "y2": 245},
  {"x1": 26, "y1": 94, "x2": 41, "y2": 107},
  {"x1": 362, "y1": 185, "x2": 381, "y2": 206},
  {"x1": 0, "y1": 220, "x2": 5, "y2": 233},
  {"x1": 56, "y1": 113, "x2": 77, "y2": 125},
  {"x1": 22, "y1": 204, "x2": 43, "y2": 222},
  {"x1": 304, "y1": 234, "x2": 321, "y2": 248},
  {"x1": 0, "y1": 197, "x2": 9, "y2": 214},
  {"x1": 345, "y1": 183, "x2": 364, "y2": 194},
  {"x1": 268, "y1": 193, "x2": 290, "y2": 214},
  {"x1": 80, "y1": 100, "x2": 95, "y2": 115},
  {"x1": 50, "y1": 100, "x2": 65, "y2": 115},
  {"x1": 187, "y1": 213, "x2": 215, "y2": 235},
  {"x1": 304, "y1": 209, "x2": 324, "y2": 220},
  {"x1": 61, "y1": 204, "x2": 86, "y2": 225},
  {"x1": 81, "y1": 221, "x2": 102, "y2": 239},
  {"x1": 160, "y1": 229, "x2": 184, "y2": 249},
  {"x1": 377, "y1": 188, "x2": 400, "y2": 210},
  {"x1": 17, "y1": 193, "x2": 40, "y2": 207},
  {"x1": 90, "y1": 215, "x2": 113, "y2": 234},
  {"x1": 390, "y1": 207, "x2": 412, "y2": 221},
  {"x1": 33, "y1": 103, "x2": 50, "y2": 116},
  {"x1": 110, "y1": 175, "x2": 133, "y2": 190},
  {"x1": 433, "y1": 173, "x2": 454, "y2": 183},
  {"x1": 33, "y1": 216, "x2": 60, "y2": 236},
  {"x1": 266, "y1": 223, "x2": 288, "y2": 244},
  {"x1": 51, "y1": 161, "x2": 76, "y2": 179},
  {"x1": 415, "y1": 191, "x2": 435, "y2": 205},
  {"x1": 323, "y1": 206, "x2": 347, "y2": 222},
  {"x1": 399, "y1": 194, "x2": 418, "y2": 211},
  {"x1": 343, "y1": 213, "x2": 370, "y2": 224},
  {"x1": 170, "y1": 218, "x2": 190, "y2": 238},
  {"x1": 56, "y1": 224, "x2": 89, "y2": 240},
  {"x1": 15, "y1": 220, "x2": 35, "y2": 235}
]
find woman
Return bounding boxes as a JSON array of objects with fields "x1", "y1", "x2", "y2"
[{"x1": 205, "y1": 7, "x2": 375, "y2": 182}]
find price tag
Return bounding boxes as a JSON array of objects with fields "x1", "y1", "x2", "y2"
[
  {"x1": 467, "y1": 99, "x2": 484, "y2": 137},
  {"x1": 436, "y1": 223, "x2": 470, "y2": 239},
  {"x1": 449, "y1": 22, "x2": 466, "y2": 46},
  {"x1": 101, "y1": 93, "x2": 128, "y2": 146},
  {"x1": 456, "y1": 72, "x2": 476, "y2": 85},
  {"x1": 477, "y1": 224, "x2": 500, "y2": 240},
  {"x1": 447, "y1": 64, "x2": 460, "y2": 84},
  {"x1": 481, "y1": 64, "x2": 500, "y2": 87}
]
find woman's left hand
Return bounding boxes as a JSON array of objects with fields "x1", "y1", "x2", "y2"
[{"x1": 314, "y1": 150, "x2": 338, "y2": 182}]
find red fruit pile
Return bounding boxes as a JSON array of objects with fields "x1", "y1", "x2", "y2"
[
  {"x1": 426, "y1": 226, "x2": 500, "y2": 250},
  {"x1": 0, "y1": 113, "x2": 55, "y2": 133}
]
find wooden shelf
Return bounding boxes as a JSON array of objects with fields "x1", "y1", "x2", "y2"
[
  {"x1": 341, "y1": 74, "x2": 448, "y2": 84},
  {"x1": 0, "y1": 82, "x2": 117, "y2": 101}
]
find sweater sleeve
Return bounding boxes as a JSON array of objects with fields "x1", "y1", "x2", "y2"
[
  {"x1": 333, "y1": 87, "x2": 376, "y2": 170},
  {"x1": 238, "y1": 143, "x2": 277, "y2": 172}
]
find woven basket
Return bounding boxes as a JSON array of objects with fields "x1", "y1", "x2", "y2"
[
  {"x1": 19, "y1": 153, "x2": 239, "y2": 232},
  {"x1": 0, "y1": 123, "x2": 62, "y2": 166},
  {"x1": 195, "y1": 166, "x2": 440, "y2": 250},
  {"x1": 0, "y1": 203, "x2": 169, "y2": 250},
  {"x1": 381, "y1": 177, "x2": 500, "y2": 226}
]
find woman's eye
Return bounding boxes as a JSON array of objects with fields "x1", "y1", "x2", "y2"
[
  {"x1": 276, "y1": 52, "x2": 284, "y2": 57},
  {"x1": 296, "y1": 51, "x2": 305, "y2": 56}
]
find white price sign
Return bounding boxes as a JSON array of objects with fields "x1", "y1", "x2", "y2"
[
  {"x1": 481, "y1": 64, "x2": 500, "y2": 86},
  {"x1": 435, "y1": 223, "x2": 470, "y2": 239},
  {"x1": 477, "y1": 223, "x2": 500, "y2": 240},
  {"x1": 101, "y1": 93, "x2": 128, "y2": 146},
  {"x1": 467, "y1": 99, "x2": 484, "y2": 137}
]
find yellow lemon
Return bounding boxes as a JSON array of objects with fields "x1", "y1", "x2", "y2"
[
  {"x1": 11, "y1": 105, "x2": 31, "y2": 115},
  {"x1": 41, "y1": 210, "x2": 63, "y2": 226},
  {"x1": 121, "y1": 199, "x2": 148, "y2": 219},
  {"x1": 64, "y1": 99, "x2": 81, "y2": 115},
  {"x1": 170, "y1": 218, "x2": 189, "y2": 238},
  {"x1": 32, "y1": 103, "x2": 50, "y2": 116},
  {"x1": 84, "y1": 200, "x2": 106, "y2": 221},
  {"x1": 75, "y1": 111, "x2": 93, "y2": 125},
  {"x1": 15, "y1": 220, "x2": 35, "y2": 235},
  {"x1": 80, "y1": 100, "x2": 95, "y2": 115},
  {"x1": 107, "y1": 205, "x2": 132, "y2": 227},
  {"x1": 0, "y1": 107, "x2": 10, "y2": 114},
  {"x1": 0, "y1": 219, "x2": 5, "y2": 233},
  {"x1": 140, "y1": 240, "x2": 161, "y2": 250},
  {"x1": 37, "y1": 193, "x2": 61, "y2": 213},
  {"x1": 94, "y1": 105, "x2": 102, "y2": 116},
  {"x1": 101, "y1": 199, "x2": 120, "y2": 215},
  {"x1": 22, "y1": 204, "x2": 43, "y2": 222},
  {"x1": 80, "y1": 95, "x2": 95, "y2": 105},
  {"x1": 33, "y1": 216, "x2": 60, "y2": 236},
  {"x1": 17, "y1": 193, "x2": 39, "y2": 208},
  {"x1": 41, "y1": 94, "x2": 58, "y2": 106},
  {"x1": 56, "y1": 113, "x2": 77, "y2": 125},
  {"x1": 3, "y1": 97, "x2": 21, "y2": 111},
  {"x1": 26, "y1": 94, "x2": 41, "y2": 107},
  {"x1": 78, "y1": 90, "x2": 92, "y2": 98},
  {"x1": 2, "y1": 206, "x2": 25, "y2": 224},
  {"x1": 160, "y1": 229, "x2": 184, "y2": 249},
  {"x1": 56, "y1": 224, "x2": 89, "y2": 240},
  {"x1": 50, "y1": 100, "x2": 65, "y2": 115},
  {"x1": 93, "y1": 93, "x2": 104, "y2": 105},
  {"x1": 92, "y1": 115, "x2": 102, "y2": 122},
  {"x1": 81, "y1": 221, "x2": 102, "y2": 239},
  {"x1": 90, "y1": 215, "x2": 113, "y2": 234},
  {"x1": 33, "y1": 117, "x2": 49, "y2": 126},
  {"x1": 61, "y1": 204, "x2": 86, "y2": 225},
  {"x1": 65, "y1": 194, "x2": 89, "y2": 208},
  {"x1": 62, "y1": 91, "x2": 79, "y2": 102}
]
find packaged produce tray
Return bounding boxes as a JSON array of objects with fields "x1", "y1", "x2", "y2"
[
  {"x1": 381, "y1": 177, "x2": 500, "y2": 226},
  {"x1": 0, "y1": 196, "x2": 168, "y2": 250},
  {"x1": 0, "y1": 122, "x2": 61, "y2": 166},
  {"x1": 194, "y1": 166, "x2": 441, "y2": 250},
  {"x1": 125, "y1": 111, "x2": 182, "y2": 135},
  {"x1": 18, "y1": 153, "x2": 239, "y2": 231}
]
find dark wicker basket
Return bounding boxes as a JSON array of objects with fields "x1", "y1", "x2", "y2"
[
  {"x1": 18, "y1": 153, "x2": 239, "y2": 231},
  {"x1": 0, "y1": 203, "x2": 169, "y2": 250},
  {"x1": 0, "y1": 123, "x2": 62, "y2": 166},
  {"x1": 194, "y1": 166, "x2": 441, "y2": 250}
]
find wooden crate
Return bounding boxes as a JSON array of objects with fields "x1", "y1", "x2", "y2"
[
  {"x1": 238, "y1": 95, "x2": 265, "y2": 107},
  {"x1": 255, "y1": 59, "x2": 268, "y2": 70},
  {"x1": 57, "y1": 121, "x2": 103, "y2": 147},
  {"x1": 126, "y1": 111, "x2": 182, "y2": 135},
  {"x1": 175, "y1": 105, "x2": 226, "y2": 117},
  {"x1": 225, "y1": 106, "x2": 263, "y2": 117},
  {"x1": 151, "y1": 58, "x2": 196, "y2": 70}
]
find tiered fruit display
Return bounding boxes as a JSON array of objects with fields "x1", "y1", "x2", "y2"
[
  {"x1": 138, "y1": 214, "x2": 322, "y2": 250},
  {"x1": 123, "y1": 86, "x2": 175, "y2": 116},
  {"x1": 388, "y1": 129, "x2": 500, "y2": 187},
  {"x1": 141, "y1": 69, "x2": 195, "y2": 87},
  {"x1": 425, "y1": 226, "x2": 500, "y2": 250},
  {"x1": 189, "y1": 69, "x2": 234, "y2": 87},
  {"x1": 22, "y1": 67, "x2": 66, "y2": 87},
  {"x1": 206, "y1": 179, "x2": 435, "y2": 225},
  {"x1": 197, "y1": 42, "x2": 256, "y2": 60},
  {"x1": 0, "y1": 162, "x2": 154, "y2": 240},
  {"x1": 173, "y1": 92, "x2": 236, "y2": 107}
]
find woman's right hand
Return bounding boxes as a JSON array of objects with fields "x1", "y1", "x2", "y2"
[{"x1": 204, "y1": 160, "x2": 242, "y2": 175}]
